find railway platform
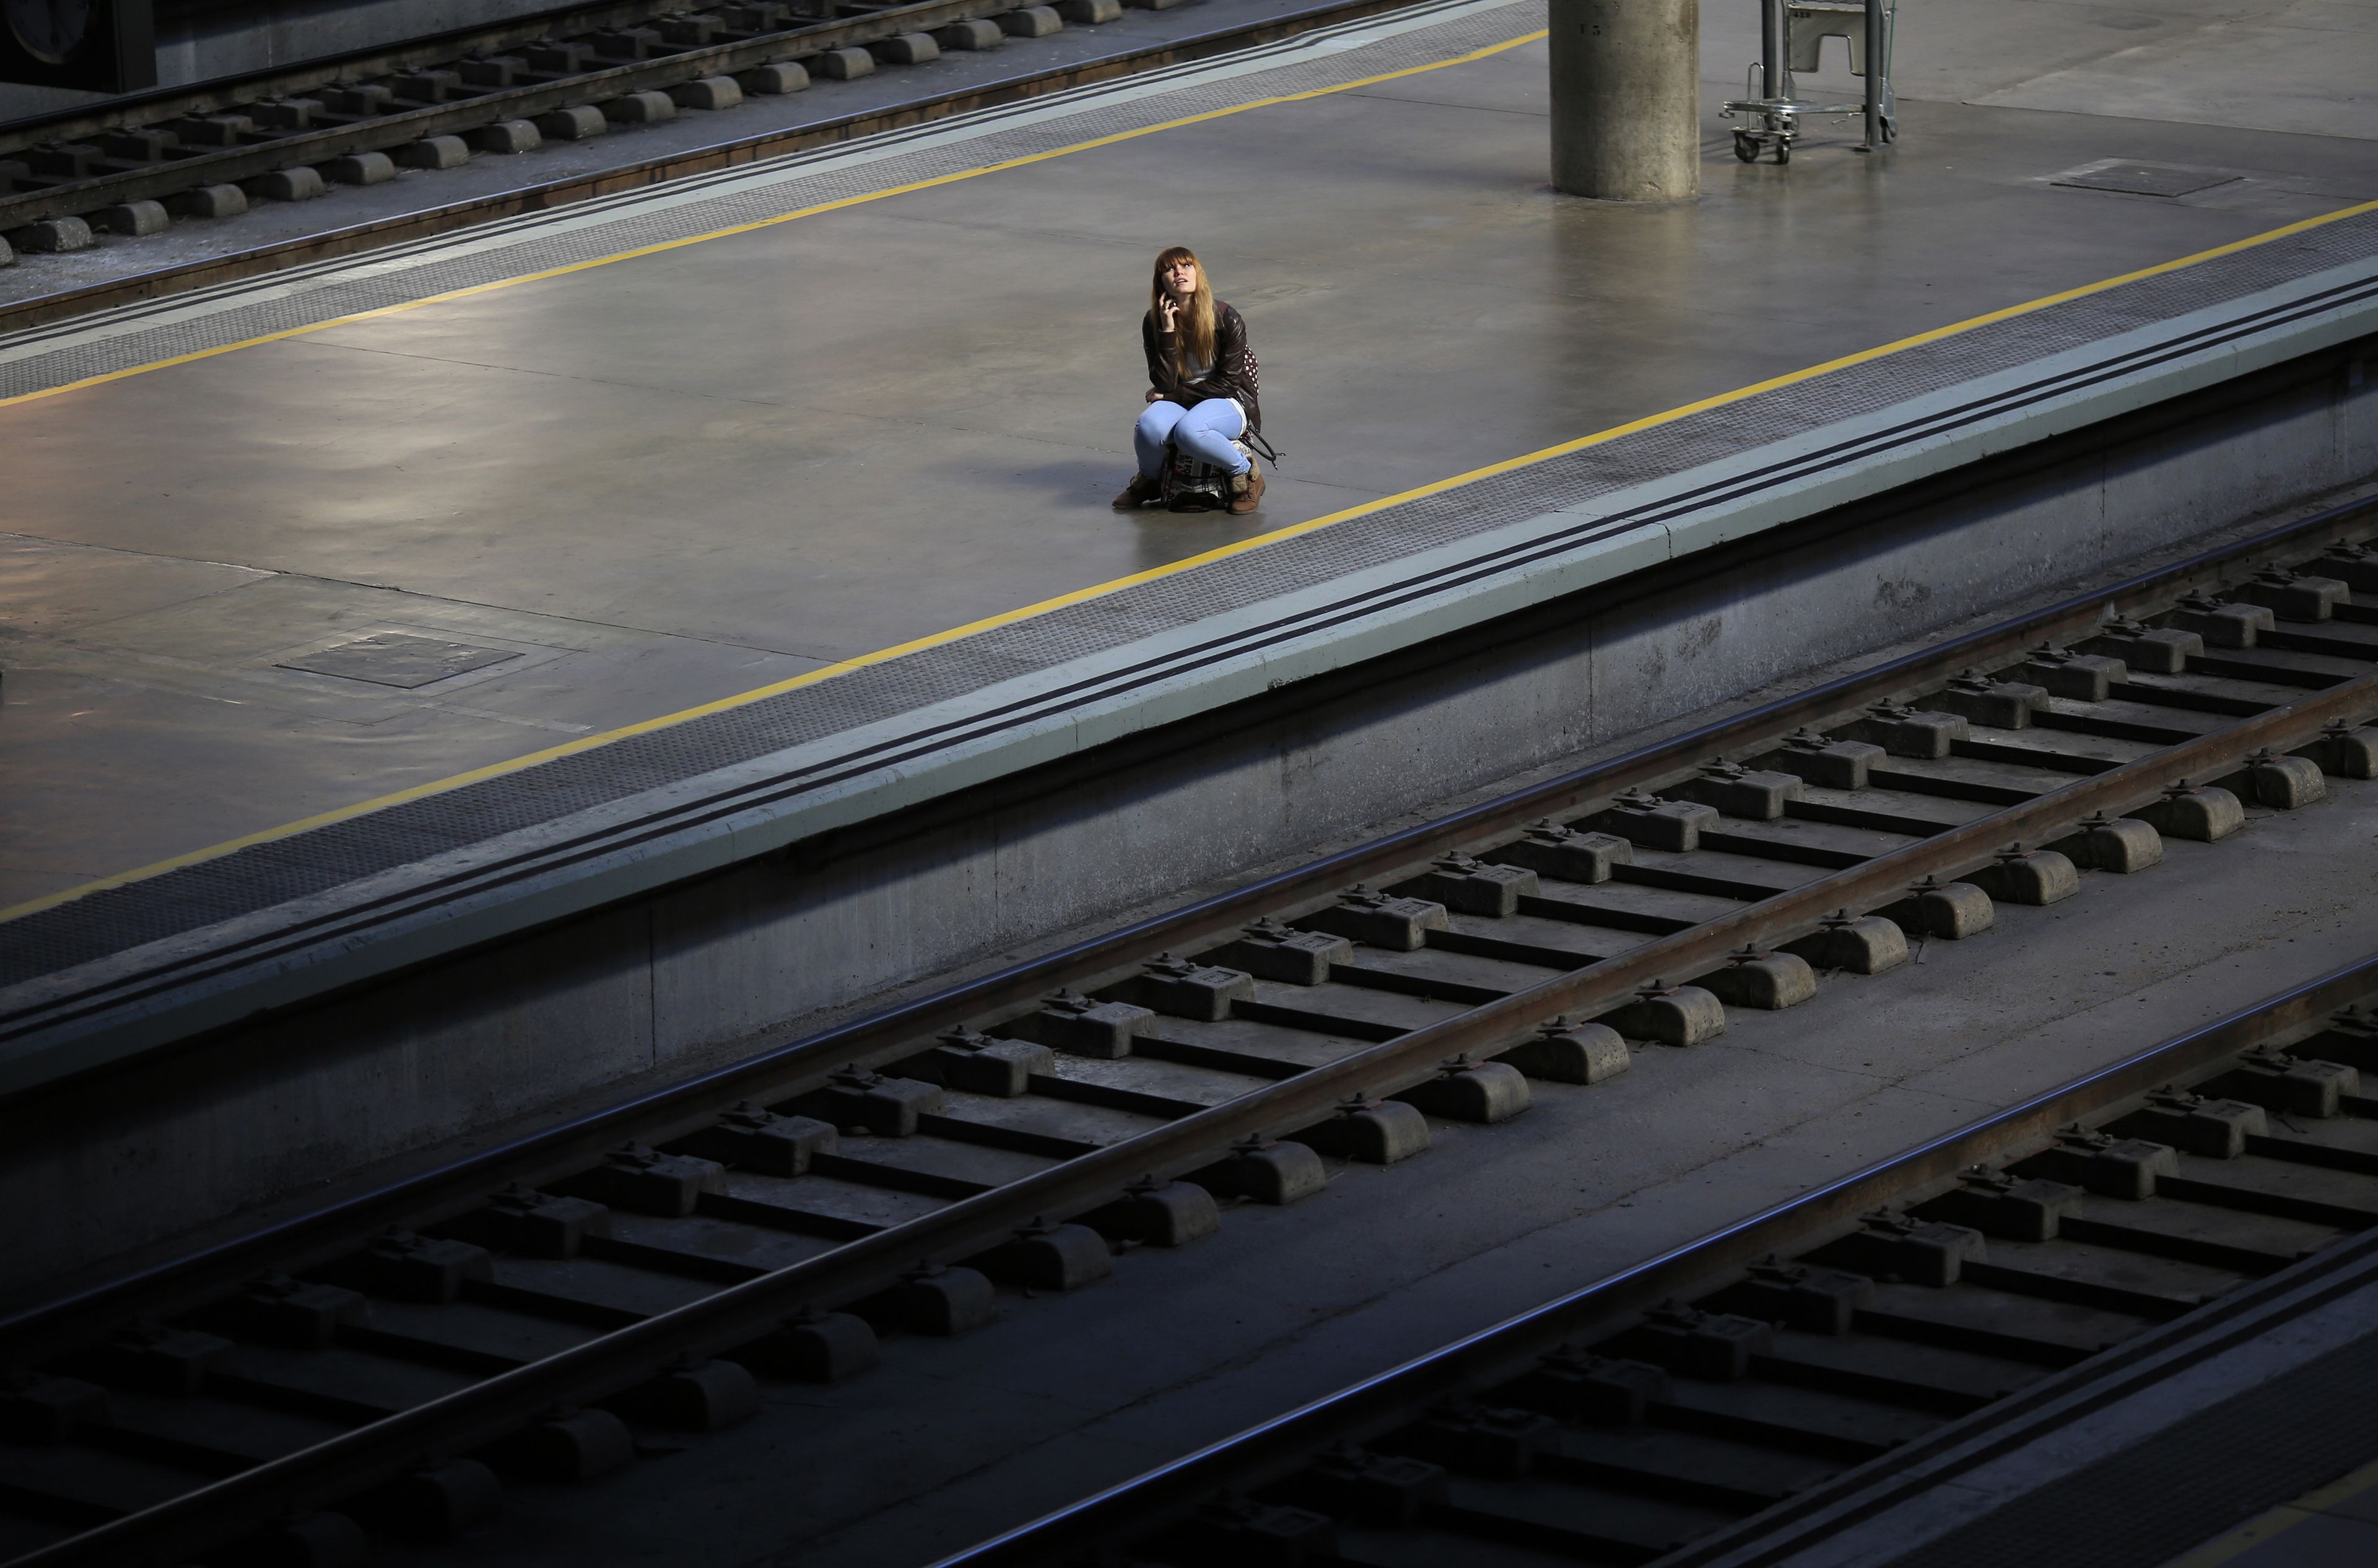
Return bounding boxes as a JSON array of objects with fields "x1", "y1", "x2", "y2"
[{"x1": 3, "y1": 0, "x2": 2377, "y2": 1284}]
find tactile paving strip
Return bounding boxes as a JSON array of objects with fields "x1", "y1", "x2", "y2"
[{"x1": 4, "y1": 2, "x2": 2377, "y2": 988}]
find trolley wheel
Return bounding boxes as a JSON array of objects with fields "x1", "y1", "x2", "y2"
[
  {"x1": 1774, "y1": 137, "x2": 1792, "y2": 165},
  {"x1": 1733, "y1": 129, "x2": 1757, "y2": 163},
  {"x1": 1881, "y1": 116, "x2": 1897, "y2": 143}
]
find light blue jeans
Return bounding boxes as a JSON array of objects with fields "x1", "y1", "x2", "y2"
[{"x1": 1135, "y1": 398, "x2": 1249, "y2": 478}]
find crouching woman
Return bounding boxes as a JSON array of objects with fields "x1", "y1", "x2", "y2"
[{"x1": 1112, "y1": 245, "x2": 1267, "y2": 514}]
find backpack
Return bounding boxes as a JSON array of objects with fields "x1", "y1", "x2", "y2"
[
  {"x1": 1157, "y1": 443, "x2": 1240, "y2": 511},
  {"x1": 1236, "y1": 343, "x2": 1282, "y2": 466}
]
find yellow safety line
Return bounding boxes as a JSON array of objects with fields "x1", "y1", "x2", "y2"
[{"x1": 6, "y1": 38, "x2": 2377, "y2": 927}]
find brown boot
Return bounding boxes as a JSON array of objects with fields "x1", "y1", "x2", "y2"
[
  {"x1": 1112, "y1": 472, "x2": 1159, "y2": 510},
  {"x1": 1228, "y1": 460, "x2": 1265, "y2": 515}
]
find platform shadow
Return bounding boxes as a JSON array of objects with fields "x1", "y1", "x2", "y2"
[
  {"x1": 933, "y1": 453, "x2": 1126, "y2": 508},
  {"x1": 928, "y1": 453, "x2": 1278, "y2": 565}
]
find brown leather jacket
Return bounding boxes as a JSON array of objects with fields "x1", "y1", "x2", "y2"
[{"x1": 1143, "y1": 300, "x2": 1261, "y2": 434}]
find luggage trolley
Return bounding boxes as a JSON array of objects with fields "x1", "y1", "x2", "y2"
[{"x1": 1722, "y1": 0, "x2": 1896, "y2": 164}]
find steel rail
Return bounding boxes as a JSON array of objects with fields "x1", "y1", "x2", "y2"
[
  {"x1": 935, "y1": 951, "x2": 2378, "y2": 1568},
  {"x1": 15, "y1": 621, "x2": 2377, "y2": 1566},
  {"x1": 5, "y1": 492, "x2": 2371, "y2": 1370},
  {"x1": 0, "y1": 0, "x2": 1037, "y2": 228}
]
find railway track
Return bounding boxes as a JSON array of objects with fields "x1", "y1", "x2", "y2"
[
  {"x1": 942, "y1": 954, "x2": 2378, "y2": 1568},
  {"x1": 2, "y1": 492, "x2": 2376, "y2": 1565}
]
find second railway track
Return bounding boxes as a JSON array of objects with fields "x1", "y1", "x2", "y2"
[
  {"x1": 3, "y1": 490, "x2": 2378, "y2": 1564},
  {"x1": 944, "y1": 956, "x2": 2378, "y2": 1567}
]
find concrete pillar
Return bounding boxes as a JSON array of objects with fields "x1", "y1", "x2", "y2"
[{"x1": 1549, "y1": 0, "x2": 1701, "y2": 201}]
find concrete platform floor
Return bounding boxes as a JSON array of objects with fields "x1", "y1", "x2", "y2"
[
  {"x1": 365, "y1": 617, "x2": 2378, "y2": 1568},
  {"x1": 3, "y1": 0, "x2": 2375, "y2": 914}
]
